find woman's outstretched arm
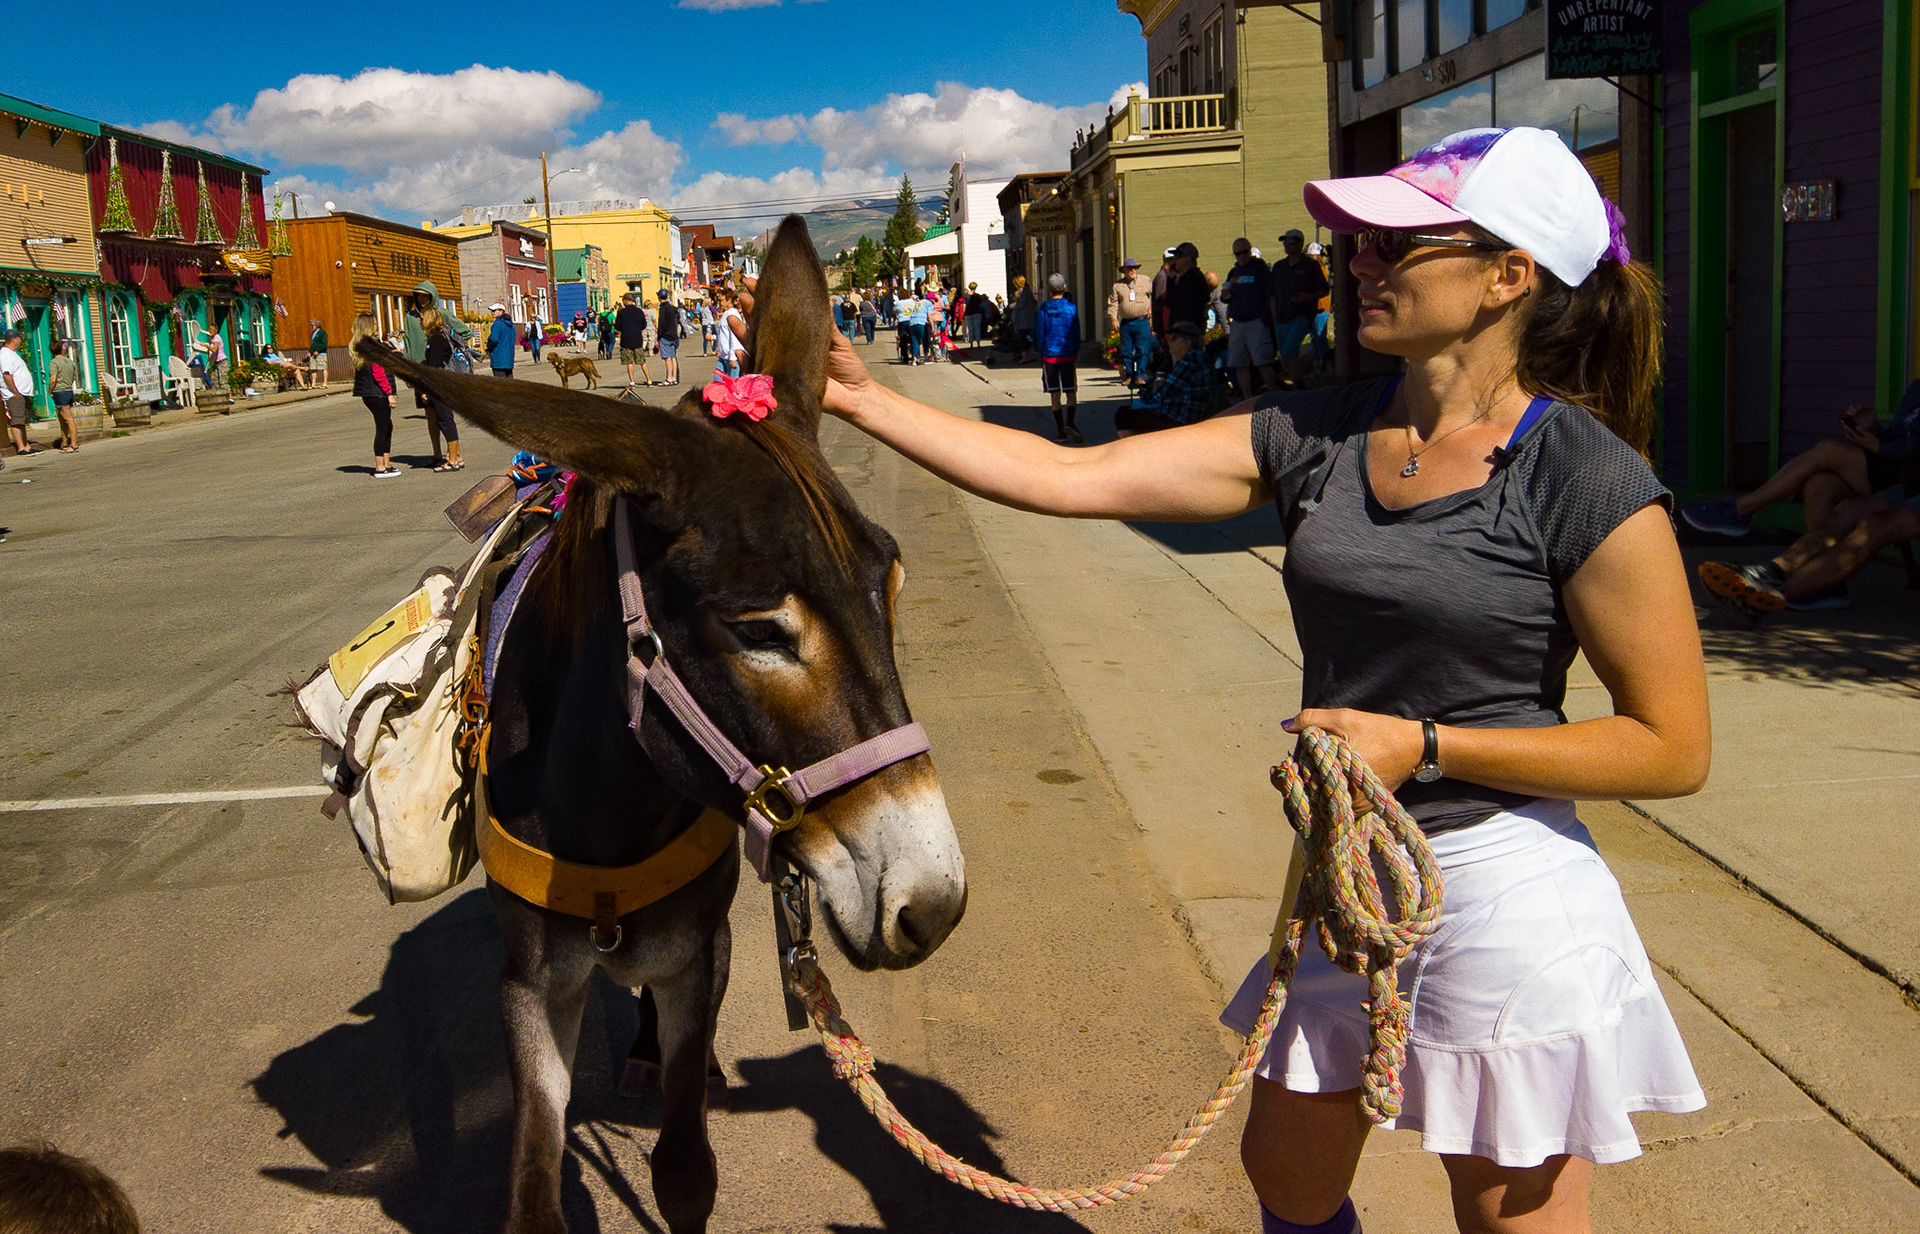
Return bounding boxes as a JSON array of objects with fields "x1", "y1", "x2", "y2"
[{"x1": 822, "y1": 329, "x2": 1270, "y2": 522}]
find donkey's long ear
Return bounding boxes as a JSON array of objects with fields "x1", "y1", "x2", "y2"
[
  {"x1": 355, "y1": 340, "x2": 699, "y2": 490},
  {"x1": 746, "y1": 214, "x2": 830, "y2": 437}
]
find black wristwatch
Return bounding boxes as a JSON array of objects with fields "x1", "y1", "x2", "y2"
[{"x1": 1413, "y1": 719, "x2": 1443, "y2": 783}]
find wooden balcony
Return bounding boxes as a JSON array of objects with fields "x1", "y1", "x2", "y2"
[{"x1": 1070, "y1": 94, "x2": 1231, "y2": 171}]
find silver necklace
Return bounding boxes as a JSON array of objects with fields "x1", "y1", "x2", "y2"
[{"x1": 1399, "y1": 405, "x2": 1494, "y2": 478}]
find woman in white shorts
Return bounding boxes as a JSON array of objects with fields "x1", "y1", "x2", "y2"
[{"x1": 822, "y1": 126, "x2": 1709, "y2": 1233}]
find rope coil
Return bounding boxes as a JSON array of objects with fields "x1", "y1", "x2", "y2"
[{"x1": 783, "y1": 726, "x2": 1446, "y2": 1210}]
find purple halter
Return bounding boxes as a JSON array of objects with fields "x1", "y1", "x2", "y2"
[{"x1": 613, "y1": 497, "x2": 931, "y2": 880}]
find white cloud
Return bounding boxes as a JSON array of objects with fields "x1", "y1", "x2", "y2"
[
  {"x1": 712, "y1": 81, "x2": 1131, "y2": 183},
  {"x1": 678, "y1": 0, "x2": 781, "y2": 9},
  {"x1": 157, "y1": 67, "x2": 1136, "y2": 230},
  {"x1": 195, "y1": 66, "x2": 601, "y2": 170}
]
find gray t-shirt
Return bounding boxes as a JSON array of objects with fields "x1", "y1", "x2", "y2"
[{"x1": 1252, "y1": 377, "x2": 1671, "y2": 833}]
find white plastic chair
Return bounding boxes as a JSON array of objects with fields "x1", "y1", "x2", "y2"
[
  {"x1": 164, "y1": 355, "x2": 197, "y2": 410},
  {"x1": 100, "y1": 373, "x2": 132, "y2": 408}
]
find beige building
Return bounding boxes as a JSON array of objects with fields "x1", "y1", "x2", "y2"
[
  {"x1": 0, "y1": 92, "x2": 104, "y2": 412},
  {"x1": 433, "y1": 200, "x2": 681, "y2": 304},
  {"x1": 1052, "y1": 0, "x2": 1328, "y2": 340}
]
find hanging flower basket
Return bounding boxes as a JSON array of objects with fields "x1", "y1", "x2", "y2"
[
  {"x1": 151, "y1": 151, "x2": 185, "y2": 241},
  {"x1": 232, "y1": 174, "x2": 261, "y2": 249},
  {"x1": 101, "y1": 138, "x2": 139, "y2": 235},
  {"x1": 194, "y1": 162, "x2": 225, "y2": 247},
  {"x1": 269, "y1": 189, "x2": 292, "y2": 256}
]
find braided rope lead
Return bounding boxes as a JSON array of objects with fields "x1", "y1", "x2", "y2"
[{"x1": 783, "y1": 726, "x2": 1445, "y2": 1210}]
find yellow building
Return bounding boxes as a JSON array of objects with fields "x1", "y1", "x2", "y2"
[
  {"x1": 1051, "y1": 0, "x2": 1328, "y2": 337},
  {"x1": 431, "y1": 200, "x2": 681, "y2": 306}
]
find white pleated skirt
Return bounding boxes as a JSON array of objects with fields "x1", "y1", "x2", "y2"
[{"x1": 1220, "y1": 798, "x2": 1704, "y2": 1167}]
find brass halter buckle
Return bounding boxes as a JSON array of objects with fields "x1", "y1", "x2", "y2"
[{"x1": 744, "y1": 765, "x2": 806, "y2": 831}]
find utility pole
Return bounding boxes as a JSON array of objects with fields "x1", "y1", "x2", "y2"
[{"x1": 540, "y1": 152, "x2": 556, "y2": 329}]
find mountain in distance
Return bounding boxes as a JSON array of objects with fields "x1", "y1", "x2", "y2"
[{"x1": 740, "y1": 198, "x2": 944, "y2": 261}]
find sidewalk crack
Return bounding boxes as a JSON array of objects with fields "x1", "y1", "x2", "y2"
[{"x1": 1652, "y1": 959, "x2": 1920, "y2": 1186}]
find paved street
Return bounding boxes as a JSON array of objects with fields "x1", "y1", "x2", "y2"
[{"x1": 3, "y1": 341, "x2": 1919, "y2": 1231}]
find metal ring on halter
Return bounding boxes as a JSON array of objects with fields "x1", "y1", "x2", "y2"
[
  {"x1": 589, "y1": 923, "x2": 623, "y2": 952},
  {"x1": 744, "y1": 765, "x2": 805, "y2": 831},
  {"x1": 633, "y1": 628, "x2": 664, "y2": 667}
]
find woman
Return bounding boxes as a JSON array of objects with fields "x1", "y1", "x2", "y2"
[
  {"x1": 927, "y1": 288, "x2": 949, "y2": 354},
  {"x1": 49, "y1": 340, "x2": 79, "y2": 453},
  {"x1": 821, "y1": 127, "x2": 1709, "y2": 1234},
  {"x1": 420, "y1": 308, "x2": 464, "y2": 472},
  {"x1": 350, "y1": 313, "x2": 399, "y2": 479},
  {"x1": 860, "y1": 292, "x2": 878, "y2": 344},
  {"x1": 713, "y1": 289, "x2": 748, "y2": 378},
  {"x1": 907, "y1": 286, "x2": 932, "y2": 365},
  {"x1": 1011, "y1": 276, "x2": 1039, "y2": 361}
]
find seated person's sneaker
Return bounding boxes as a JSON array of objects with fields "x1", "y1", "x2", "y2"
[
  {"x1": 1699, "y1": 560, "x2": 1787, "y2": 622},
  {"x1": 1681, "y1": 496, "x2": 1753, "y2": 537},
  {"x1": 1786, "y1": 582, "x2": 1850, "y2": 611}
]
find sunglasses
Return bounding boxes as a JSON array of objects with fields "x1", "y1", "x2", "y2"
[{"x1": 1356, "y1": 227, "x2": 1508, "y2": 264}]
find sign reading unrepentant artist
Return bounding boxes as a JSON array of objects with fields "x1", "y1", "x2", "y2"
[{"x1": 1546, "y1": 0, "x2": 1662, "y2": 80}]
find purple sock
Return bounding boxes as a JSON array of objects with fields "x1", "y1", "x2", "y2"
[{"x1": 1260, "y1": 1196, "x2": 1359, "y2": 1234}]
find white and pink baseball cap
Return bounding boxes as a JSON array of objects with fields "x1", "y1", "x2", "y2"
[{"x1": 1304, "y1": 127, "x2": 1629, "y2": 286}]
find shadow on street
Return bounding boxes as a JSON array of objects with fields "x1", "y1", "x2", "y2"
[{"x1": 251, "y1": 888, "x2": 1089, "y2": 1233}]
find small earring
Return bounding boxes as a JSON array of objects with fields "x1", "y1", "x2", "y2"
[{"x1": 1522, "y1": 286, "x2": 1533, "y2": 298}]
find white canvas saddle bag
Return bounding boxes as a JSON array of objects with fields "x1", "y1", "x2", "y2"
[{"x1": 294, "y1": 501, "x2": 535, "y2": 903}]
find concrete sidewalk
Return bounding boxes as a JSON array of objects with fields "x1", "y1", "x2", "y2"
[{"x1": 873, "y1": 349, "x2": 1920, "y2": 1228}]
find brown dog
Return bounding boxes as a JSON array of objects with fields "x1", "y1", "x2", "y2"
[{"x1": 547, "y1": 352, "x2": 601, "y2": 390}]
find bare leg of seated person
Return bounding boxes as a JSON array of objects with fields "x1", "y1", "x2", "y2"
[
  {"x1": 1682, "y1": 437, "x2": 1872, "y2": 536},
  {"x1": 1701, "y1": 494, "x2": 1920, "y2": 620},
  {"x1": 1773, "y1": 498, "x2": 1920, "y2": 597}
]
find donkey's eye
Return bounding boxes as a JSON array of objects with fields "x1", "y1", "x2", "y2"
[{"x1": 728, "y1": 620, "x2": 793, "y2": 652}]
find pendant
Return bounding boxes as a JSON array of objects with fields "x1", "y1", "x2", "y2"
[{"x1": 1401, "y1": 457, "x2": 1420, "y2": 478}]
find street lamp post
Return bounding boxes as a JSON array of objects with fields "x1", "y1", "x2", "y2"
[{"x1": 539, "y1": 154, "x2": 582, "y2": 330}]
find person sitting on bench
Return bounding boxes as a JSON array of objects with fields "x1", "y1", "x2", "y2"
[
  {"x1": 1682, "y1": 378, "x2": 1920, "y2": 544},
  {"x1": 1699, "y1": 457, "x2": 1920, "y2": 619},
  {"x1": 1115, "y1": 322, "x2": 1213, "y2": 437}
]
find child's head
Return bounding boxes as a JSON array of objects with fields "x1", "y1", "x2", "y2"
[
  {"x1": 0, "y1": 1142, "x2": 140, "y2": 1233},
  {"x1": 348, "y1": 314, "x2": 379, "y2": 368}
]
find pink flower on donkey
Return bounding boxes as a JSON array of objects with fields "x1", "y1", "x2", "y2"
[{"x1": 702, "y1": 373, "x2": 778, "y2": 422}]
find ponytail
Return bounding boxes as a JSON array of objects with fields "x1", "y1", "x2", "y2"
[{"x1": 1514, "y1": 258, "x2": 1664, "y2": 456}]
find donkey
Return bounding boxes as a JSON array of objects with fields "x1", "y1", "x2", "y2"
[{"x1": 363, "y1": 217, "x2": 967, "y2": 1234}]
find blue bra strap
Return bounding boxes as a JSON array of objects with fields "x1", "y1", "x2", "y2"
[{"x1": 1507, "y1": 395, "x2": 1553, "y2": 450}]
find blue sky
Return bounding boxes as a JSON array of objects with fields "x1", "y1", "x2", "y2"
[{"x1": 30, "y1": 2, "x2": 1144, "y2": 226}]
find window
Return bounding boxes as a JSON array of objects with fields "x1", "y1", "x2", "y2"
[
  {"x1": 1400, "y1": 75, "x2": 1492, "y2": 157},
  {"x1": 1396, "y1": 0, "x2": 1428, "y2": 72},
  {"x1": 1483, "y1": 0, "x2": 1530, "y2": 31},
  {"x1": 1493, "y1": 53, "x2": 1617, "y2": 150},
  {"x1": 1437, "y1": 0, "x2": 1471, "y2": 53},
  {"x1": 1353, "y1": 0, "x2": 1389, "y2": 89},
  {"x1": 107, "y1": 295, "x2": 135, "y2": 383},
  {"x1": 1733, "y1": 26, "x2": 1779, "y2": 95},
  {"x1": 1202, "y1": 13, "x2": 1226, "y2": 95}
]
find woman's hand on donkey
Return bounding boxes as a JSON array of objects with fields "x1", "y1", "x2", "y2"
[{"x1": 823, "y1": 328, "x2": 878, "y2": 423}]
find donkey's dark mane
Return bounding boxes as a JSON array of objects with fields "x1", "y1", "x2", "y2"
[{"x1": 531, "y1": 412, "x2": 859, "y2": 642}]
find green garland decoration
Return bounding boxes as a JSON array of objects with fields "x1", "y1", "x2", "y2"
[
  {"x1": 101, "y1": 137, "x2": 138, "y2": 234},
  {"x1": 194, "y1": 161, "x2": 223, "y2": 247},
  {"x1": 269, "y1": 190, "x2": 291, "y2": 255},
  {"x1": 233, "y1": 174, "x2": 261, "y2": 249},
  {"x1": 151, "y1": 150, "x2": 185, "y2": 241}
]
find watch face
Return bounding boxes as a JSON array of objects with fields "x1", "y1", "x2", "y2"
[{"x1": 1414, "y1": 764, "x2": 1443, "y2": 783}]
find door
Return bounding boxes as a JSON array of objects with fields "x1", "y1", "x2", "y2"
[
  {"x1": 1723, "y1": 104, "x2": 1777, "y2": 489},
  {"x1": 21, "y1": 301, "x2": 51, "y2": 417}
]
